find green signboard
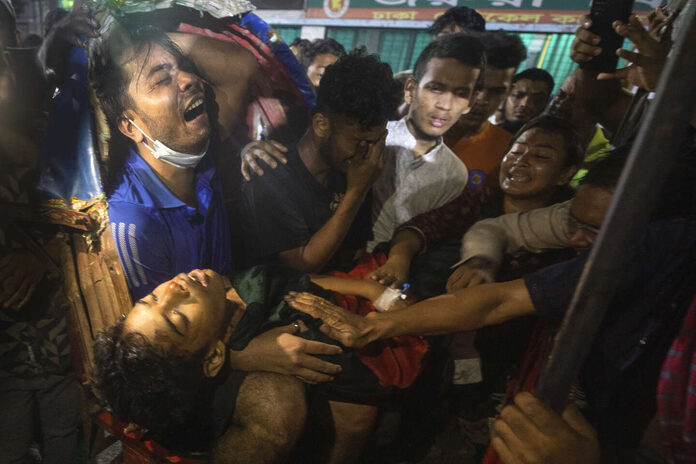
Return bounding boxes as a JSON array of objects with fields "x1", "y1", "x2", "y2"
[{"x1": 307, "y1": 0, "x2": 656, "y2": 26}]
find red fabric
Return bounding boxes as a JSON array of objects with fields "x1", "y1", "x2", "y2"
[
  {"x1": 95, "y1": 411, "x2": 204, "y2": 464},
  {"x1": 657, "y1": 294, "x2": 696, "y2": 463},
  {"x1": 481, "y1": 323, "x2": 552, "y2": 464},
  {"x1": 329, "y1": 253, "x2": 428, "y2": 389}
]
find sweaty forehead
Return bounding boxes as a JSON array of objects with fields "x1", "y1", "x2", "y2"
[
  {"x1": 516, "y1": 128, "x2": 564, "y2": 150},
  {"x1": 513, "y1": 79, "x2": 550, "y2": 95},
  {"x1": 421, "y1": 57, "x2": 479, "y2": 87},
  {"x1": 124, "y1": 305, "x2": 177, "y2": 350},
  {"x1": 121, "y1": 42, "x2": 177, "y2": 88}
]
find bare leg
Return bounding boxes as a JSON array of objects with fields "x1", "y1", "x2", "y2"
[
  {"x1": 310, "y1": 399, "x2": 378, "y2": 464},
  {"x1": 212, "y1": 372, "x2": 306, "y2": 464}
]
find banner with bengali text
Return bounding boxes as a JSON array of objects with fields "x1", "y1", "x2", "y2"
[{"x1": 307, "y1": 0, "x2": 657, "y2": 26}]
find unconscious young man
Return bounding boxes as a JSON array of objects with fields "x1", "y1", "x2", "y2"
[
  {"x1": 93, "y1": 266, "x2": 424, "y2": 463},
  {"x1": 237, "y1": 52, "x2": 402, "y2": 272},
  {"x1": 91, "y1": 24, "x2": 392, "y2": 455}
]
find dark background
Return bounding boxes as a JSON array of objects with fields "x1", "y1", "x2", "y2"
[{"x1": 254, "y1": 0, "x2": 304, "y2": 9}]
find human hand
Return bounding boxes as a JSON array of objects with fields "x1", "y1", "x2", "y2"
[
  {"x1": 0, "y1": 249, "x2": 49, "y2": 309},
  {"x1": 41, "y1": 0, "x2": 99, "y2": 77},
  {"x1": 346, "y1": 131, "x2": 387, "y2": 194},
  {"x1": 647, "y1": 6, "x2": 671, "y2": 42},
  {"x1": 492, "y1": 392, "x2": 600, "y2": 464},
  {"x1": 286, "y1": 292, "x2": 376, "y2": 349},
  {"x1": 232, "y1": 321, "x2": 343, "y2": 384},
  {"x1": 596, "y1": 15, "x2": 668, "y2": 92},
  {"x1": 570, "y1": 16, "x2": 603, "y2": 64},
  {"x1": 240, "y1": 140, "x2": 288, "y2": 181},
  {"x1": 446, "y1": 260, "x2": 491, "y2": 293},
  {"x1": 366, "y1": 256, "x2": 410, "y2": 289}
]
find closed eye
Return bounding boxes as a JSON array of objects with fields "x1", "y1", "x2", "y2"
[{"x1": 170, "y1": 309, "x2": 190, "y2": 330}]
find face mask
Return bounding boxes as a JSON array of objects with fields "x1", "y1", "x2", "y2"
[{"x1": 127, "y1": 119, "x2": 208, "y2": 169}]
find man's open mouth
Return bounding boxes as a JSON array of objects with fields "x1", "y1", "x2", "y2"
[{"x1": 184, "y1": 97, "x2": 205, "y2": 122}]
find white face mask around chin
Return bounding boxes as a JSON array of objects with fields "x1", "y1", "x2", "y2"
[{"x1": 128, "y1": 118, "x2": 209, "y2": 169}]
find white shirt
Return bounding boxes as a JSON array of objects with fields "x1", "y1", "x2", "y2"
[{"x1": 368, "y1": 117, "x2": 469, "y2": 251}]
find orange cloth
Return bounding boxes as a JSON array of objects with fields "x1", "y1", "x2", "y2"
[
  {"x1": 445, "y1": 121, "x2": 512, "y2": 190},
  {"x1": 330, "y1": 253, "x2": 428, "y2": 389}
]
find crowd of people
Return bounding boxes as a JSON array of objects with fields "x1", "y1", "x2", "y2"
[{"x1": 0, "y1": 1, "x2": 694, "y2": 463}]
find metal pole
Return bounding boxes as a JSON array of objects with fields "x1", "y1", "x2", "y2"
[{"x1": 535, "y1": 0, "x2": 696, "y2": 413}]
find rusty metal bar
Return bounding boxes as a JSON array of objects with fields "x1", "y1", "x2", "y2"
[{"x1": 535, "y1": 0, "x2": 696, "y2": 412}]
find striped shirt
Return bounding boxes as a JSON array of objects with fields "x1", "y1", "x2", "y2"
[{"x1": 108, "y1": 149, "x2": 232, "y2": 300}]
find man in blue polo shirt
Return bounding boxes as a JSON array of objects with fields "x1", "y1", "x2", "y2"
[
  {"x1": 108, "y1": 150, "x2": 231, "y2": 299},
  {"x1": 94, "y1": 25, "x2": 259, "y2": 299}
]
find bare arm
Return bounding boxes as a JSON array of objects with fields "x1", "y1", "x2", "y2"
[
  {"x1": 278, "y1": 189, "x2": 369, "y2": 273},
  {"x1": 227, "y1": 323, "x2": 343, "y2": 383},
  {"x1": 366, "y1": 228, "x2": 423, "y2": 287},
  {"x1": 169, "y1": 32, "x2": 259, "y2": 138},
  {"x1": 287, "y1": 278, "x2": 534, "y2": 348},
  {"x1": 278, "y1": 132, "x2": 386, "y2": 273},
  {"x1": 310, "y1": 275, "x2": 385, "y2": 302}
]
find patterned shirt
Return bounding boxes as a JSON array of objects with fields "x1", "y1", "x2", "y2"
[{"x1": 0, "y1": 148, "x2": 71, "y2": 379}]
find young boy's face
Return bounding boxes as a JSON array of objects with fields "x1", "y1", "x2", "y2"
[
  {"x1": 405, "y1": 57, "x2": 480, "y2": 139},
  {"x1": 124, "y1": 269, "x2": 230, "y2": 356}
]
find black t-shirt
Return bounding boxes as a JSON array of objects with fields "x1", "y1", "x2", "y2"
[
  {"x1": 523, "y1": 217, "x2": 696, "y2": 454},
  {"x1": 237, "y1": 147, "x2": 371, "y2": 268}
]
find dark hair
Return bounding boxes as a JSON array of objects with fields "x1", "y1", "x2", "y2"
[
  {"x1": 413, "y1": 33, "x2": 485, "y2": 82},
  {"x1": 510, "y1": 114, "x2": 584, "y2": 168},
  {"x1": 316, "y1": 51, "x2": 401, "y2": 128},
  {"x1": 512, "y1": 68, "x2": 555, "y2": 95},
  {"x1": 92, "y1": 320, "x2": 213, "y2": 452},
  {"x1": 43, "y1": 7, "x2": 69, "y2": 36},
  {"x1": 299, "y1": 38, "x2": 346, "y2": 71},
  {"x1": 91, "y1": 24, "x2": 195, "y2": 128},
  {"x1": 0, "y1": 0, "x2": 17, "y2": 47},
  {"x1": 91, "y1": 25, "x2": 199, "y2": 193},
  {"x1": 475, "y1": 30, "x2": 527, "y2": 70},
  {"x1": 427, "y1": 7, "x2": 486, "y2": 35},
  {"x1": 21, "y1": 33, "x2": 42, "y2": 48},
  {"x1": 290, "y1": 37, "x2": 310, "y2": 49},
  {"x1": 289, "y1": 37, "x2": 311, "y2": 59},
  {"x1": 580, "y1": 145, "x2": 630, "y2": 190}
]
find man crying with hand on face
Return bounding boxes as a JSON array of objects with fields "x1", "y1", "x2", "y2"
[{"x1": 237, "y1": 52, "x2": 402, "y2": 273}]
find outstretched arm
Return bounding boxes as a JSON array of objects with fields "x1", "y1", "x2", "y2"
[
  {"x1": 169, "y1": 32, "x2": 259, "y2": 138},
  {"x1": 458, "y1": 201, "x2": 573, "y2": 272},
  {"x1": 286, "y1": 278, "x2": 534, "y2": 348},
  {"x1": 310, "y1": 275, "x2": 386, "y2": 303}
]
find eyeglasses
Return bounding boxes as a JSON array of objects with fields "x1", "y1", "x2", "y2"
[{"x1": 567, "y1": 213, "x2": 601, "y2": 237}]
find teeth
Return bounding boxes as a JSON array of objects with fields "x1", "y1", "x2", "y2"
[{"x1": 186, "y1": 98, "x2": 203, "y2": 113}]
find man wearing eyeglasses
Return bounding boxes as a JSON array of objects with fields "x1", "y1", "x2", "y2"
[{"x1": 446, "y1": 147, "x2": 625, "y2": 290}]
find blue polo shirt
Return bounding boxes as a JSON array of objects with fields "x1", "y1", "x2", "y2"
[{"x1": 108, "y1": 149, "x2": 232, "y2": 300}]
